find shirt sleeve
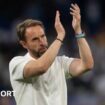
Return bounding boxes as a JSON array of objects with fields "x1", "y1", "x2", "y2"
[
  {"x1": 58, "y1": 55, "x2": 74, "y2": 78},
  {"x1": 9, "y1": 56, "x2": 31, "y2": 81}
]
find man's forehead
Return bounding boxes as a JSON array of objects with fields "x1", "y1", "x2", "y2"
[
  {"x1": 26, "y1": 25, "x2": 44, "y2": 31},
  {"x1": 26, "y1": 26, "x2": 44, "y2": 34},
  {"x1": 25, "y1": 26, "x2": 45, "y2": 38}
]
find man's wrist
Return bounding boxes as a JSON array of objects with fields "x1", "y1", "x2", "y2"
[
  {"x1": 75, "y1": 32, "x2": 86, "y2": 39},
  {"x1": 56, "y1": 38, "x2": 63, "y2": 44},
  {"x1": 75, "y1": 27, "x2": 82, "y2": 35},
  {"x1": 57, "y1": 33, "x2": 65, "y2": 39}
]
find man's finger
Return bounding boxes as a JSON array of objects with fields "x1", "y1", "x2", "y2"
[
  {"x1": 70, "y1": 7, "x2": 80, "y2": 14},
  {"x1": 75, "y1": 4, "x2": 80, "y2": 10},
  {"x1": 55, "y1": 10, "x2": 60, "y2": 22},
  {"x1": 71, "y1": 4, "x2": 77, "y2": 10},
  {"x1": 70, "y1": 11, "x2": 80, "y2": 20},
  {"x1": 71, "y1": 3, "x2": 80, "y2": 13},
  {"x1": 75, "y1": 4, "x2": 80, "y2": 13}
]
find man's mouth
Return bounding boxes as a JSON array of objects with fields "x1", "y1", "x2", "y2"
[{"x1": 39, "y1": 47, "x2": 47, "y2": 52}]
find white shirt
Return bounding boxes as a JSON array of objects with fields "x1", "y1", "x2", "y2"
[{"x1": 9, "y1": 53, "x2": 74, "y2": 105}]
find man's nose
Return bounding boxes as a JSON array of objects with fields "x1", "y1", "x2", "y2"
[{"x1": 39, "y1": 38, "x2": 44, "y2": 45}]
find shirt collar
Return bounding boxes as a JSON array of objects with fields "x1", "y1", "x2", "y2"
[{"x1": 25, "y1": 53, "x2": 36, "y2": 60}]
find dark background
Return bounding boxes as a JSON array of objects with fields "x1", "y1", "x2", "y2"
[{"x1": 0, "y1": 0, "x2": 105, "y2": 105}]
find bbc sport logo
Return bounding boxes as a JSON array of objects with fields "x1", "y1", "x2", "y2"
[{"x1": 0, "y1": 90, "x2": 15, "y2": 97}]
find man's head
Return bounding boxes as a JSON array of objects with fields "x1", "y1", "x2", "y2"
[{"x1": 17, "y1": 19, "x2": 48, "y2": 58}]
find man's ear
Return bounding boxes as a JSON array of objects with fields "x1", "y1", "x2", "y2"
[{"x1": 19, "y1": 40, "x2": 28, "y2": 49}]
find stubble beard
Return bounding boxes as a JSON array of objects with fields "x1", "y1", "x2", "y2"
[{"x1": 31, "y1": 46, "x2": 48, "y2": 58}]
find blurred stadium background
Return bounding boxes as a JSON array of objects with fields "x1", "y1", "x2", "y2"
[{"x1": 0, "y1": 0, "x2": 105, "y2": 105}]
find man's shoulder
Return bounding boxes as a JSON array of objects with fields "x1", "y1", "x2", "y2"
[
  {"x1": 56, "y1": 55, "x2": 70, "y2": 60},
  {"x1": 56, "y1": 55, "x2": 74, "y2": 63},
  {"x1": 9, "y1": 55, "x2": 27, "y2": 69},
  {"x1": 10, "y1": 56, "x2": 24, "y2": 63},
  {"x1": 9, "y1": 56, "x2": 23, "y2": 73}
]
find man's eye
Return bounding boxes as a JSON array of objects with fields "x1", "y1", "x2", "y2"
[
  {"x1": 32, "y1": 38, "x2": 38, "y2": 41},
  {"x1": 41, "y1": 35, "x2": 45, "y2": 38}
]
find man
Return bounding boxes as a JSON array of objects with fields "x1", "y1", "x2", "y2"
[{"x1": 9, "y1": 3, "x2": 94, "y2": 105}]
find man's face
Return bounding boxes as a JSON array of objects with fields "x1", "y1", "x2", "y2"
[{"x1": 22, "y1": 25, "x2": 48, "y2": 57}]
